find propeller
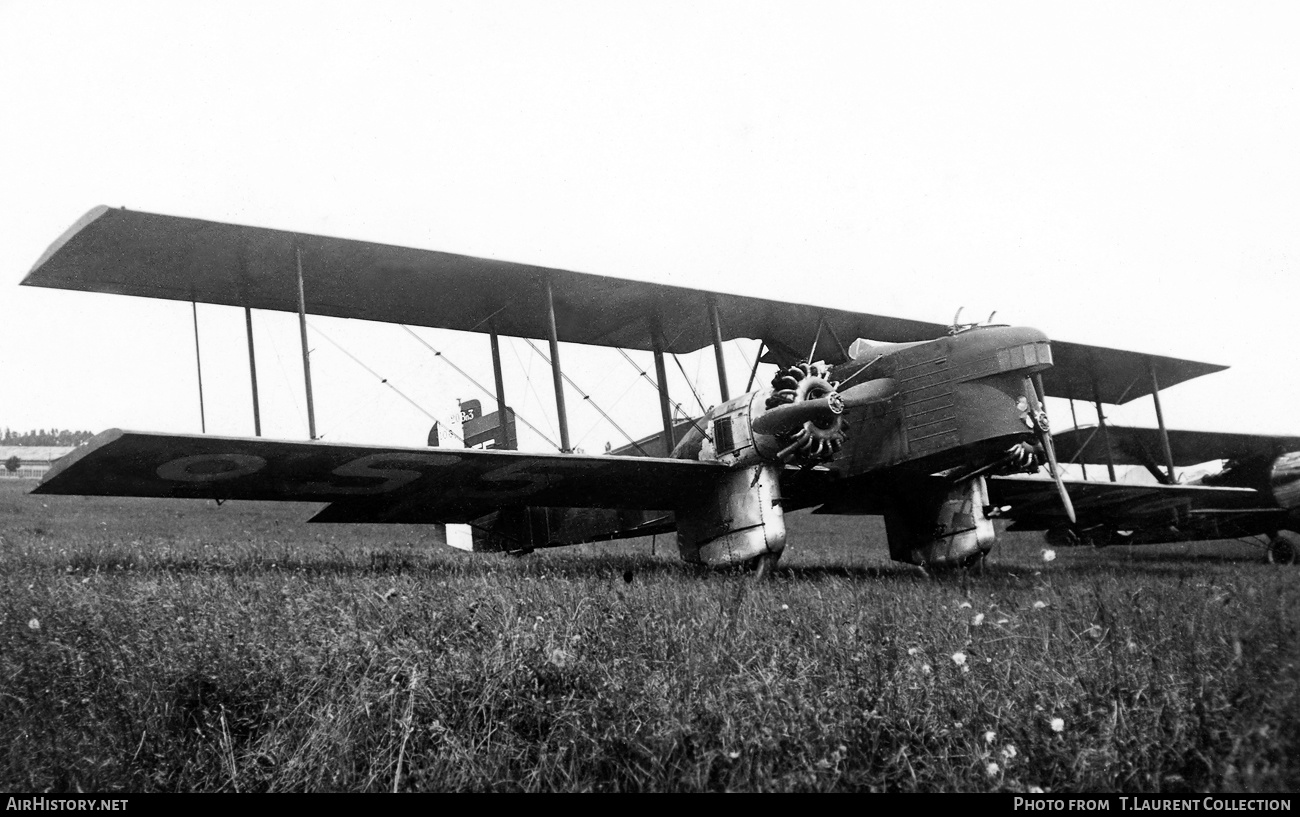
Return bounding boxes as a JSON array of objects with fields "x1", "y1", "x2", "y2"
[
  {"x1": 1029, "y1": 374, "x2": 1077, "y2": 525},
  {"x1": 753, "y1": 378, "x2": 897, "y2": 437}
]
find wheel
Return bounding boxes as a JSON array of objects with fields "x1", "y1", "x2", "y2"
[
  {"x1": 1268, "y1": 533, "x2": 1298, "y2": 566},
  {"x1": 749, "y1": 551, "x2": 781, "y2": 580}
]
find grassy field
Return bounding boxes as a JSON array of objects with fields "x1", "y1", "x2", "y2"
[{"x1": 2, "y1": 477, "x2": 1298, "y2": 792}]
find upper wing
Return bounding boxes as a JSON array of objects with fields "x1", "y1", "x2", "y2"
[
  {"x1": 1053, "y1": 425, "x2": 1300, "y2": 466},
  {"x1": 987, "y1": 474, "x2": 1275, "y2": 530},
  {"x1": 23, "y1": 206, "x2": 1227, "y2": 403},
  {"x1": 22, "y1": 206, "x2": 948, "y2": 357},
  {"x1": 36, "y1": 429, "x2": 726, "y2": 523}
]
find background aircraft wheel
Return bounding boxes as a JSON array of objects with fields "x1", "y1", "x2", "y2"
[{"x1": 1268, "y1": 532, "x2": 1298, "y2": 566}]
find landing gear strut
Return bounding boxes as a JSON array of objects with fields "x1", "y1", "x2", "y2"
[{"x1": 748, "y1": 551, "x2": 781, "y2": 580}]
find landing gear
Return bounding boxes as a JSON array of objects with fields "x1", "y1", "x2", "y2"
[
  {"x1": 748, "y1": 551, "x2": 781, "y2": 580},
  {"x1": 1268, "y1": 532, "x2": 1298, "y2": 566}
]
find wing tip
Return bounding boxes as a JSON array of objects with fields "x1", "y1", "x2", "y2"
[
  {"x1": 22, "y1": 205, "x2": 115, "y2": 285},
  {"x1": 34, "y1": 428, "x2": 126, "y2": 491}
]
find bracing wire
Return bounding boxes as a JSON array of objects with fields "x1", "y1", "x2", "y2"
[
  {"x1": 264, "y1": 321, "x2": 306, "y2": 431},
  {"x1": 400, "y1": 325, "x2": 562, "y2": 451},
  {"x1": 507, "y1": 337, "x2": 559, "y2": 442},
  {"x1": 614, "y1": 347, "x2": 707, "y2": 437},
  {"x1": 673, "y1": 353, "x2": 709, "y2": 416},
  {"x1": 308, "y1": 323, "x2": 462, "y2": 442},
  {"x1": 521, "y1": 339, "x2": 649, "y2": 456},
  {"x1": 575, "y1": 374, "x2": 643, "y2": 451}
]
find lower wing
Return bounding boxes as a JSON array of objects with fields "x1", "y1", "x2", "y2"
[
  {"x1": 37, "y1": 429, "x2": 725, "y2": 523},
  {"x1": 988, "y1": 474, "x2": 1283, "y2": 538}
]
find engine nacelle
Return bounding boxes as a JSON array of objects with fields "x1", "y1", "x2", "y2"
[
  {"x1": 883, "y1": 475, "x2": 996, "y2": 568},
  {"x1": 676, "y1": 463, "x2": 786, "y2": 567},
  {"x1": 1271, "y1": 451, "x2": 1300, "y2": 510}
]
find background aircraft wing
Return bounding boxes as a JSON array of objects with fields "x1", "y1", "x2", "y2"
[
  {"x1": 35, "y1": 429, "x2": 726, "y2": 523},
  {"x1": 22, "y1": 207, "x2": 1224, "y2": 404},
  {"x1": 1053, "y1": 426, "x2": 1300, "y2": 466},
  {"x1": 987, "y1": 474, "x2": 1278, "y2": 531},
  {"x1": 1039, "y1": 342, "x2": 1226, "y2": 405}
]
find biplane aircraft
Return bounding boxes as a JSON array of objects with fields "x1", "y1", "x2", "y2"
[{"x1": 20, "y1": 206, "x2": 1300, "y2": 570}]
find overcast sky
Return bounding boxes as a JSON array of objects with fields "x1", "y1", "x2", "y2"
[{"x1": 2, "y1": 1, "x2": 1298, "y2": 454}]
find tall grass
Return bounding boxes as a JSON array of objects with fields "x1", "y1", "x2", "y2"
[{"x1": 2, "y1": 480, "x2": 1297, "y2": 791}]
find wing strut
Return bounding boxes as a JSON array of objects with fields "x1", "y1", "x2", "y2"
[
  {"x1": 1067, "y1": 399, "x2": 1086, "y2": 479},
  {"x1": 1147, "y1": 356, "x2": 1177, "y2": 484},
  {"x1": 245, "y1": 307, "x2": 262, "y2": 436},
  {"x1": 745, "y1": 341, "x2": 766, "y2": 392},
  {"x1": 709, "y1": 299, "x2": 730, "y2": 402},
  {"x1": 654, "y1": 347, "x2": 676, "y2": 454},
  {"x1": 191, "y1": 301, "x2": 206, "y2": 433},
  {"x1": 522, "y1": 338, "x2": 650, "y2": 456},
  {"x1": 489, "y1": 332, "x2": 509, "y2": 448},
  {"x1": 295, "y1": 249, "x2": 318, "y2": 440},
  {"x1": 1089, "y1": 357, "x2": 1117, "y2": 482},
  {"x1": 543, "y1": 278, "x2": 571, "y2": 452}
]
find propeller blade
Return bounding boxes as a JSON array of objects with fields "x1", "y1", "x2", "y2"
[
  {"x1": 837, "y1": 378, "x2": 898, "y2": 409},
  {"x1": 1037, "y1": 425, "x2": 1077, "y2": 525},
  {"x1": 1030, "y1": 375, "x2": 1076, "y2": 525}
]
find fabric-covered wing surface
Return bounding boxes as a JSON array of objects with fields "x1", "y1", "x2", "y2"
[
  {"x1": 1040, "y1": 341, "x2": 1226, "y2": 405},
  {"x1": 36, "y1": 429, "x2": 725, "y2": 522},
  {"x1": 1053, "y1": 426, "x2": 1300, "y2": 467},
  {"x1": 988, "y1": 474, "x2": 1272, "y2": 530},
  {"x1": 23, "y1": 207, "x2": 1230, "y2": 404},
  {"x1": 22, "y1": 206, "x2": 949, "y2": 357}
]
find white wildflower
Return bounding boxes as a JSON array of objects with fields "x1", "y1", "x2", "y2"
[
  {"x1": 986, "y1": 761, "x2": 1001, "y2": 777},
  {"x1": 1028, "y1": 785, "x2": 1045, "y2": 793},
  {"x1": 951, "y1": 651, "x2": 967, "y2": 666},
  {"x1": 1033, "y1": 601, "x2": 1047, "y2": 609},
  {"x1": 781, "y1": 604, "x2": 789, "y2": 611},
  {"x1": 1050, "y1": 717, "x2": 1065, "y2": 733},
  {"x1": 907, "y1": 647, "x2": 919, "y2": 656},
  {"x1": 1042, "y1": 549, "x2": 1057, "y2": 563},
  {"x1": 27, "y1": 618, "x2": 40, "y2": 631},
  {"x1": 728, "y1": 750, "x2": 741, "y2": 760},
  {"x1": 984, "y1": 730, "x2": 996, "y2": 744},
  {"x1": 972, "y1": 613, "x2": 985, "y2": 626},
  {"x1": 1002, "y1": 744, "x2": 1018, "y2": 760},
  {"x1": 921, "y1": 664, "x2": 932, "y2": 675}
]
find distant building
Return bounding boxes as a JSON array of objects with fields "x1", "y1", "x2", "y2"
[{"x1": 0, "y1": 446, "x2": 76, "y2": 479}]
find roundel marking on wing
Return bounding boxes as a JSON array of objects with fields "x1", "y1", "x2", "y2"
[{"x1": 157, "y1": 454, "x2": 268, "y2": 482}]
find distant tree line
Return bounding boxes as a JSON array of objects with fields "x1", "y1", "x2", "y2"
[{"x1": 1, "y1": 428, "x2": 96, "y2": 447}]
